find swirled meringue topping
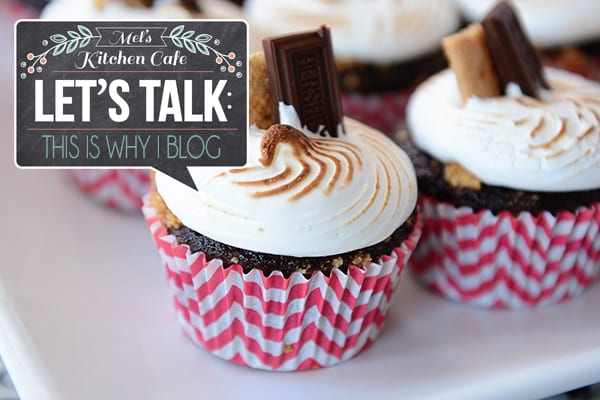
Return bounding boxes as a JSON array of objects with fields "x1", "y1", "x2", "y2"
[
  {"x1": 155, "y1": 110, "x2": 417, "y2": 257},
  {"x1": 41, "y1": 0, "x2": 195, "y2": 19},
  {"x1": 407, "y1": 68, "x2": 600, "y2": 192},
  {"x1": 243, "y1": 0, "x2": 460, "y2": 63},
  {"x1": 455, "y1": 0, "x2": 600, "y2": 47}
]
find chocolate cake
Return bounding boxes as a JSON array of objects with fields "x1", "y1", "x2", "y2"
[
  {"x1": 151, "y1": 186, "x2": 416, "y2": 277},
  {"x1": 397, "y1": 131, "x2": 600, "y2": 216}
]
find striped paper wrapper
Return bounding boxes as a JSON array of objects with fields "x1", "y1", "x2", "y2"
[
  {"x1": 412, "y1": 196, "x2": 600, "y2": 309},
  {"x1": 341, "y1": 87, "x2": 414, "y2": 136},
  {"x1": 68, "y1": 169, "x2": 151, "y2": 213},
  {"x1": 143, "y1": 196, "x2": 422, "y2": 371}
]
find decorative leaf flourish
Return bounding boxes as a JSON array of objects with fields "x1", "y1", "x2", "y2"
[
  {"x1": 78, "y1": 25, "x2": 92, "y2": 37},
  {"x1": 53, "y1": 42, "x2": 66, "y2": 56},
  {"x1": 67, "y1": 30, "x2": 80, "y2": 39},
  {"x1": 184, "y1": 39, "x2": 196, "y2": 54},
  {"x1": 169, "y1": 25, "x2": 184, "y2": 38},
  {"x1": 50, "y1": 34, "x2": 66, "y2": 43},
  {"x1": 21, "y1": 25, "x2": 98, "y2": 75},
  {"x1": 196, "y1": 42, "x2": 209, "y2": 55},
  {"x1": 66, "y1": 40, "x2": 78, "y2": 54},
  {"x1": 162, "y1": 25, "x2": 241, "y2": 77},
  {"x1": 195, "y1": 34, "x2": 211, "y2": 43}
]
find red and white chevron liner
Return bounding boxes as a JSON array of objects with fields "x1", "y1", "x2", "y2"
[
  {"x1": 68, "y1": 169, "x2": 151, "y2": 212},
  {"x1": 143, "y1": 197, "x2": 422, "y2": 371},
  {"x1": 411, "y1": 196, "x2": 600, "y2": 309},
  {"x1": 341, "y1": 88, "x2": 413, "y2": 136}
]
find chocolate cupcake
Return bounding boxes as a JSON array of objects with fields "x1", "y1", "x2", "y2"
[
  {"x1": 403, "y1": 2, "x2": 600, "y2": 309},
  {"x1": 144, "y1": 27, "x2": 421, "y2": 370},
  {"x1": 238, "y1": 0, "x2": 461, "y2": 134},
  {"x1": 455, "y1": 0, "x2": 600, "y2": 81}
]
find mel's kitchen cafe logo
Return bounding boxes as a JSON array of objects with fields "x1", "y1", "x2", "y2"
[{"x1": 15, "y1": 20, "x2": 248, "y2": 189}]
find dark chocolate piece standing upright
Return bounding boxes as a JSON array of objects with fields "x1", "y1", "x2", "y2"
[
  {"x1": 262, "y1": 26, "x2": 344, "y2": 137},
  {"x1": 481, "y1": 1, "x2": 549, "y2": 98}
]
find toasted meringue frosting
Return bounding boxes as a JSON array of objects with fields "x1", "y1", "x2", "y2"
[
  {"x1": 455, "y1": 0, "x2": 600, "y2": 47},
  {"x1": 243, "y1": 0, "x2": 460, "y2": 63},
  {"x1": 155, "y1": 107, "x2": 417, "y2": 257},
  {"x1": 407, "y1": 68, "x2": 600, "y2": 192}
]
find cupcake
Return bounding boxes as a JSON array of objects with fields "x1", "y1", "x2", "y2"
[
  {"x1": 454, "y1": 0, "x2": 600, "y2": 81},
  {"x1": 40, "y1": 0, "x2": 200, "y2": 212},
  {"x1": 144, "y1": 27, "x2": 421, "y2": 370},
  {"x1": 234, "y1": 0, "x2": 461, "y2": 135},
  {"x1": 403, "y1": 2, "x2": 600, "y2": 309}
]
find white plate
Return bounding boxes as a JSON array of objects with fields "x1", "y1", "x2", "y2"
[{"x1": 2, "y1": 16, "x2": 600, "y2": 400}]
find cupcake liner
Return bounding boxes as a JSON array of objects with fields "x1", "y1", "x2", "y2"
[
  {"x1": 68, "y1": 169, "x2": 151, "y2": 213},
  {"x1": 341, "y1": 87, "x2": 414, "y2": 136},
  {"x1": 143, "y1": 196, "x2": 422, "y2": 371},
  {"x1": 411, "y1": 196, "x2": 600, "y2": 309}
]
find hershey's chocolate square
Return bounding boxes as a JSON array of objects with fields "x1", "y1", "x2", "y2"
[{"x1": 263, "y1": 26, "x2": 344, "y2": 137}]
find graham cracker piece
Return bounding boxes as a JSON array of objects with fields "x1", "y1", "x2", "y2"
[
  {"x1": 249, "y1": 52, "x2": 274, "y2": 129},
  {"x1": 443, "y1": 24, "x2": 501, "y2": 102},
  {"x1": 444, "y1": 162, "x2": 482, "y2": 191}
]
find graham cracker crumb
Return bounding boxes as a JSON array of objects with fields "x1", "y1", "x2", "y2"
[
  {"x1": 283, "y1": 345, "x2": 294, "y2": 354},
  {"x1": 351, "y1": 253, "x2": 372, "y2": 267},
  {"x1": 297, "y1": 266, "x2": 309, "y2": 275},
  {"x1": 230, "y1": 256, "x2": 239, "y2": 265},
  {"x1": 249, "y1": 52, "x2": 274, "y2": 129},
  {"x1": 444, "y1": 162, "x2": 482, "y2": 190},
  {"x1": 331, "y1": 257, "x2": 344, "y2": 269},
  {"x1": 150, "y1": 172, "x2": 182, "y2": 229}
]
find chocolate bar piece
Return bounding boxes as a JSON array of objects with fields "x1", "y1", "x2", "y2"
[
  {"x1": 262, "y1": 26, "x2": 344, "y2": 137},
  {"x1": 481, "y1": 1, "x2": 549, "y2": 98}
]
